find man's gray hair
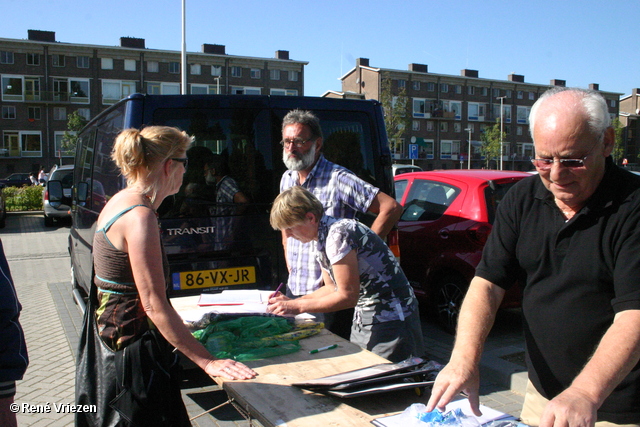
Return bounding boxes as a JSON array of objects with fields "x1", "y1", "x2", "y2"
[
  {"x1": 529, "y1": 87, "x2": 611, "y2": 142},
  {"x1": 281, "y1": 109, "x2": 323, "y2": 139}
]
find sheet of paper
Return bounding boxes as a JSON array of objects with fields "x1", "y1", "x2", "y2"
[{"x1": 197, "y1": 289, "x2": 273, "y2": 305}]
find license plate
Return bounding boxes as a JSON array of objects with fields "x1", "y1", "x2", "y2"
[{"x1": 172, "y1": 266, "x2": 256, "y2": 290}]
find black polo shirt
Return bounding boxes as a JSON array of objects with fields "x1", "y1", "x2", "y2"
[{"x1": 476, "y1": 158, "x2": 640, "y2": 422}]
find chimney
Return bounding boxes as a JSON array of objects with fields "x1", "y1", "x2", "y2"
[
  {"x1": 120, "y1": 37, "x2": 145, "y2": 49},
  {"x1": 550, "y1": 79, "x2": 566, "y2": 87},
  {"x1": 409, "y1": 63, "x2": 428, "y2": 73},
  {"x1": 356, "y1": 58, "x2": 370, "y2": 67},
  {"x1": 589, "y1": 83, "x2": 599, "y2": 91},
  {"x1": 461, "y1": 69, "x2": 479, "y2": 78},
  {"x1": 202, "y1": 44, "x2": 226, "y2": 55},
  {"x1": 275, "y1": 50, "x2": 289, "y2": 60},
  {"x1": 508, "y1": 74, "x2": 525, "y2": 82},
  {"x1": 28, "y1": 30, "x2": 55, "y2": 42}
]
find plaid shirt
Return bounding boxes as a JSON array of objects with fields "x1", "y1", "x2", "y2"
[{"x1": 280, "y1": 155, "x2": 379, "y2": 296}]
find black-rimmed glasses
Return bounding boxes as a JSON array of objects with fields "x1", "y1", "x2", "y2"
[
  {"x1": 279, "y1": 137, "x2": 316, "y2": 148},
  {"x1": 171, "y1": 157, "x2": 188, "y2": 168}
]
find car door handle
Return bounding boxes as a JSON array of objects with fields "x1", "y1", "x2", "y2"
[{"x1": 438, "y1": 229, "x2": 450, "y2": 239}]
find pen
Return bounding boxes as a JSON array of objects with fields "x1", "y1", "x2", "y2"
[
  {"x1": 269, "y1": 282, "x2": 284, "y2": 299},
  {"x1": 309, "y1": 344, "x2": 338, "y2": 354}
]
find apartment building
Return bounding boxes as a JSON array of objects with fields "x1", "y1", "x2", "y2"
[
  {"x1": 329, "y1": 58, "x2": 621, "y2": 171},
  {"x1": 619, "y1": 88, "x2": 640, "y2": 169},
  {"x1": 0, "y1": 30, "x2": 307, "y2": 176}
]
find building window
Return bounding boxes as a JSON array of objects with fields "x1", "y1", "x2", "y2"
[
  {"x1": 2, "y1": 76, "x2": 23, "y2": 102},
  {"x1": 440, "y1": 140, "x2": 460, "y2": 159},
  {"x1": 25, "y1": 77, "x2": 40, "y2": 101},
  {"x1": 231, "y1": 66, "x2": 242, "y2": 77},
  {"x1": 26, "y1": 53, "x2": 39, "y2": 66},
  {"x1": 52, "y1": 55, "x2": 65, "y2": 67},
  {"x1": 76, "y1": 108, "x2": 90, "y2": 121},
  {"x1": 211, "y1": 65, "x2": 222, "y2": 76},
  {"x1": 168, "y1": 62, "x2": 180, "y2": 74},
  {"x1": 493, "y1": 88, "x2": 500, "y2": 97},
  {"x1": 467, "y1": 86, "x2": 475, "y2": 95},
  {"x1": 28, "y1": 107, "x2": 41, "y2": 120},
  {"x1": 54, "y1": 132, "x2": 75, "y2": 157},
  {"x1": 517, "y1": 106, "x2": 530, "y2": 124},
  {"x1": 440, "y1": 122, "x2": 448, "y2": 132},
  {"x1": 440, "y1": 83, "x2": 448, "y2": 93},
  {"x1": 505, "y1": 90, "x2": 512, "y2": 98},
  {"x1": 270, "y1": 88, "x2": 298, "y2": 96},
  {"x1": 190, "y1": 84, "x2": 218, "y2": 95},
  {"x1": 454, "y1": 123, "x2": 462, "y2": 133},
  {"x1": 147, "y1": 61, "x2": 159, "y2": 73},
  {"x1": 427, "y1": 82, "x2": 435, "y2": 91},
  {"x1": 101, "y1": 58, "x2": 113, "y2": 69},
  {"x1": 53, "y1": 107, "x2": 67, "y2": 121},
  {"x1": 610, "y1": 99, "x2": 617, "y2": 108},
  {"x1": 413, "y1": 98, "x2": 426, "y2": 118},
  {"x1": 517, "y1": 126, "x2": 523, "y2": 136},
  {"x1": 231, "y1": 86, "x2": 261, "y2": 95},
  {"x1": 517, "y1": 91, "x2": 524, "y2": 99},
  {"x1": 161, "y1": 83, "x2": 180, "y2": 94},
  {"x1": 251, "y1": 68, "x2": 261, "y2": 79},
  {"x1": 288, "y1": 70, "x2": 299, "y2": 81},
  {"x1": 77, "y1": 56, "x2": 90, "y2": 68},
  {"x1": 0, "y1": 51, "x2": 13, "y2": 64},
  {"x1": 124, "y1": 59, "x2": 136, "y2": 71},
  {"x1": 147, "y1": 82, "x2": 160, "y2": 95},
  {"x1": 2, "y1": 106, "x2": 16, "y2": 119},
  {"x1": 397, "y1": 79, "x2": 406, "y2": 89},
  {"x1": 468, "y1": 103, "x2": 485, "y2": 121},
  {"x1": 455, "y1": 85, "x2": 462, "y2": 94},
  {"x1": 270, "y1": 69, "x2": 280, "y2": 80},
  {"x1": 493, "y1": 104, "x2": 511, "y2": 123},
  {"x1": 443, "y1": 100, "x2": 462, "y2": 119},
  {"x1": 102, "y1": 80, "x2": 136, "y2": 104},
  {"x1": 529, "y1": 92, "x2": 535, "y2": 100},
  {"x1": 412, "y1": 120, "x2": 420, "y2": 131},
  {"x1": 413, "y1": 81, "x2": 420, "y2": 91},
  {"x1": 70, "y1": 79, "x2": 90, "y2": 103},
  {"x1": 482, "y1": 87, "x2": 488, "y2": 96},
  {"x1": 426, "y1": 121, "x2": 434, "y2": 131},
  {"x1": 21, "y1": 132, "x2": 42, "y2": 157},
  {"x1": 190, "y1": 64, "x2": 201, "y2": 75}
]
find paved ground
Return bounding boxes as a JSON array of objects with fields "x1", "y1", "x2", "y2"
[{"x1": 4, "y1": 213, "x2": 526, "y2": 426}]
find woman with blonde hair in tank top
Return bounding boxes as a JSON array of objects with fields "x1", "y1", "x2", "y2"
[{"x1": 75, "y1": 126, "x2": 256, "y2": 426}]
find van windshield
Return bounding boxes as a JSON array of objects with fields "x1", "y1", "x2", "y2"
[{"x1": 154, "y1": 106, "x2": 378, "y2": 221}]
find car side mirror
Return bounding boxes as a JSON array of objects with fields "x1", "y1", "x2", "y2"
[
  {"x1": 76, "y1": 181, "x2": 89, "y2": 203},
  {"x1": 47, "y1": 180, "x2": 63, "y2": 206}
]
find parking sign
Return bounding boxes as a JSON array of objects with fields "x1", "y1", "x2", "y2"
[{"x1": 409, "y1": 143, "x2": 418, "y2": 160}]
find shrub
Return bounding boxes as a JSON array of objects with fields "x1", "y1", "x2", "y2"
[{"x1": 3, "y1": 185, "x2": 44, "y2": 211}]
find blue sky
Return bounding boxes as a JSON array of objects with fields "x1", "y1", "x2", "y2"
[{"x1": 4, "y1": 0, "x2": 638, "y2": 98}]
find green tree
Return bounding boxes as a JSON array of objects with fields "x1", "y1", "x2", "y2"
[
  {"x1": 610, "y1": 117, "x2": 624, "y2": 164},
  {"x1": 61, "y1": 111, "x2": 88, "y2": 155},
  {"x1": 480, "y1": 119, "x2": 504, "y2": 169},
  {"x1": 380, "y1": 77, "x2": 410, "y2": 155}
]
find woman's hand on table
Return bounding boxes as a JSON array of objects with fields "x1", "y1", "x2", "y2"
[
  {"x1": 205, "y1": 359, "x2": 257, "y2": 380},
  {"x1": 267, "y1": 294, "x2": 301, "y2": 316}
]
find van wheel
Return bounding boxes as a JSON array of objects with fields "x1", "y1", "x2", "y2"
[
  {"x1": 434, "y1": 275, "x2": 468, "y2": 334},
  {"x1": 44, "y1": 215, "x2": 54, "y2": 227}
]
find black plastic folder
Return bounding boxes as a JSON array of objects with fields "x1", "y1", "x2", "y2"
[{"x1": 292, "y1": 357, "x2": 440, "y2": 398}]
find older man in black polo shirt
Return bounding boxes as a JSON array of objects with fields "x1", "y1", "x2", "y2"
[{"x1": 426, "y1": 87, "x2": 640, "y2": 427}]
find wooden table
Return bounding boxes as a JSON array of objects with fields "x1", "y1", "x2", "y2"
[{"x1": 172, "y1": 296, "x2": 429, "y2": 427}]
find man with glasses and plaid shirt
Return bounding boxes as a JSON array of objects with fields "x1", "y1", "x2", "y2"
[
  {"x1": 279, "y1": 109, "x2": 403, "y2": 338},
  {"x1": 426, "y1": 88, "x2": 640, "y2": 426}
]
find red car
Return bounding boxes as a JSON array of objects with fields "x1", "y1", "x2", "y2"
[{"x1": 394, "y1": 169, "x2": 531, "y2": 333}]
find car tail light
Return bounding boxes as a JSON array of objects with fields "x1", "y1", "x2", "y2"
[
  {"x1": 467, "y1": 222, "x2": 492, "y2": 245},
  {"x1": 43, "y1": 188, "x2": 49, "y2": 202},
  {"x1": 387, "y1": 227, "x2": 401, "y2": 262}
]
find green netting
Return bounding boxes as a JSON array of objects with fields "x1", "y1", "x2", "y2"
[{"x1": 192, "y1": 316, "x2": 322, "y2": 361}]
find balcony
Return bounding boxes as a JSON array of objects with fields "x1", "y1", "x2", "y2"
[{"x1": 21, "y1": 91, "x2": 89, "y2": 104}]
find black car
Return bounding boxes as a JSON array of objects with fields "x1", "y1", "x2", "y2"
[{"x1": 0, "y1": 173, "x2": 32, "y2": 187}]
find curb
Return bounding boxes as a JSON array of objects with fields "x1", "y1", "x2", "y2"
[
  {"x1": 480, "y1": 346, "x2": 528, "y2": 395},
  {"x1": 7, "y1": 210, "x2": 43, "y2": 215}
]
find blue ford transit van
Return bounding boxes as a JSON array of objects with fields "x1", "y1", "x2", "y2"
[{"x1": 68, "y1": 94, "x2": 394, "y2": 304}]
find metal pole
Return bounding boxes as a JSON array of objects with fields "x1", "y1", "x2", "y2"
[
  {"x1": 500, "y1": 97, "x2": 503, "y2": 170},
  {"x1": 464, "y1": 128, "x2": 472, "y2": 169},
  {"x1": 181, "y1": 0, "x2": 187, "y2": 95}
]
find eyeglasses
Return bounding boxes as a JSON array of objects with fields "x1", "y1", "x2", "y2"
[
  {"x1": 279, "y1": 137, "x2": 316, "y2": 148},
  {"x1": 531, "y1": 142, "x2": 599, "y2": 171},
  {"x1": 171, "y1": 157, "x2": 188, "y2": 168}
]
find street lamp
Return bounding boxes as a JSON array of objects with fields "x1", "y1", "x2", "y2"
[
  {"x1": 464, "y1": 127, "x2": 472, "y2": 169},
  {"x1": 497, "y1": 96, "x2": 507, "y2": 170}
]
